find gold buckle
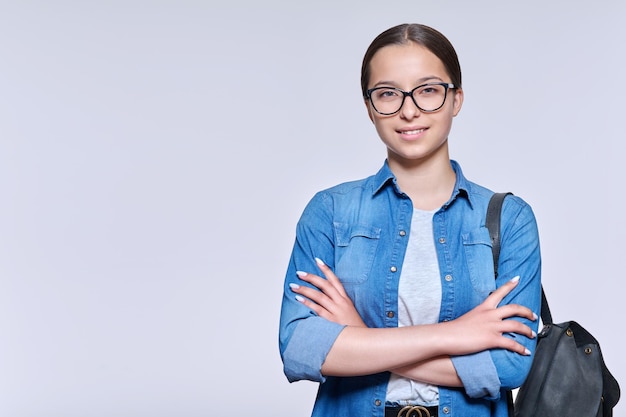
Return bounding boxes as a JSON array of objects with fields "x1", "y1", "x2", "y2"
[{"x1": 397, "y1": 405, "x2": 431, "y2": 417}]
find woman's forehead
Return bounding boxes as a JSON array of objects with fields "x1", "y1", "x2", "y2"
[{"x1": 368, "y1": 43, "x2": 448, "y2": 85}]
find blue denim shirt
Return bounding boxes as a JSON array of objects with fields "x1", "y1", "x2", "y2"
[{"x1": 279, "y1": 160, "x2": 542, "y2": 417}]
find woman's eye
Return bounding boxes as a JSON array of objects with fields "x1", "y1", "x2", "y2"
[
  {"x1": 417, "y1": 85, "x2": 442, "y2": 96},
  {"x1": 376, "y1": 89, "x2": 399, "y2": 99}
]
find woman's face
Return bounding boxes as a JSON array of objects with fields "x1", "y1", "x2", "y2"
[{"x1": 365, "y1": 42, "x2": 463, "y2": 167}]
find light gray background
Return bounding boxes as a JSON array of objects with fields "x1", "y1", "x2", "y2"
[{"x1": 1, "y1": 1, "x2": 624, "y2": 416}]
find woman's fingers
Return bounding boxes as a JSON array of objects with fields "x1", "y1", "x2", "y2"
[
  {"x1": 292, "y1": 258, "x2": 348, "y2": 304},
  {"x1": 295, "y1": 270, "x2": 340, "y2": 300},
  {"x1": 496, "y1": 303, "x2": 539, "y2": 328},
  {"x1": 499, "y1": 335, "x2": 532, "y2": 356},
  {"x1": 289, "y1": 260, "x2": 366, "y2": 327},
  {"x1": 315, "y1": 257, "x2": 348, "y2": 297},
  {"x1": 289, "y1": 281, "x2": 327, "y2": 317},
  {"x1": 494, "y1": 310, "x2": 537, "y2": 342},
  {"x1": 291, "y1": 272, "x2": 333, "y2": 307},
  {"x1": 445, "y1": 276, "x2": 538, "y2": 356}
]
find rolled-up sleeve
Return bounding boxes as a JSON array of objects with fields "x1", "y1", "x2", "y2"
[
  {"x1": 279, "y1": 192, "x2": 345, "y2": 383},
  {"x1": 281, "y1": 316, "x2": 345, "y2": 382},
  {"x1": 452, "y1": 351, "x2": 501, "y2": 399}
]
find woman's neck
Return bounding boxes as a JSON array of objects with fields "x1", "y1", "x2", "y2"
[{"x1": 388, "y1": 155, "x2": 456, "y2": 211}]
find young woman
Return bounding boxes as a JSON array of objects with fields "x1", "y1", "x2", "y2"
[{"x1": 278, "y1": 23, "x2": 541, "y2": 417}]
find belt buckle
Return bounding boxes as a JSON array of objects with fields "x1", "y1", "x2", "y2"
[{"x1": 397, "y1": 405, "x2": 431, "y2": 417}]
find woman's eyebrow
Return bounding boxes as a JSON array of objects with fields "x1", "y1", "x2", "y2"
[{"x1": 371, "y1": 76, "x2": 444, "y2": 88}]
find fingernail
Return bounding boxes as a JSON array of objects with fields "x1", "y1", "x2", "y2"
[
  {"x1": 524, "y1": 348, "x2": 531, "y2": 356},
  {"x1": 532, "y1": 312, "x2": 538, "y2": 321},
  {"x1": 289, "y1": 283, "x2": 300, "y2": 290},
  {"x1": 511, "y1": 276, "x2": 520, "y2": 283},
  {"x1": 531, "y1": 330, "x2": 537, "y2": 338},
  {"x1": 296, "y1": 271, "x2": 307, "y2": 277},
  {"x1": 315, "y1": 257, "x2": 325, "y2": 266},
  {"x1": 295, "y1": 295, "x2": 305, "y2": 303}
]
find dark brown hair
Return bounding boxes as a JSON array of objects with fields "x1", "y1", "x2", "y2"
[{"x1": 360, "y1": 23, "x2": 462, "y2": 98}]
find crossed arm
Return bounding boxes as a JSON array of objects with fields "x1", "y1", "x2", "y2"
[{"x1": 290, "y1": 258, "x2": 537, "y2": 386}]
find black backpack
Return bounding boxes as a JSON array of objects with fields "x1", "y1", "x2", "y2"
[{"x1": 486, "y1": 192, "x2": 620, "y2": 417}]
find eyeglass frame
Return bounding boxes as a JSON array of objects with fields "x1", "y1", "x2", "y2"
[{"x1": 365, "y1": 82, "x2": 457, "y2": 115}]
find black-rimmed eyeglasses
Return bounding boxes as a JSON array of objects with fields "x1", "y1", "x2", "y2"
[{"x1": 366, "y1": 82, "x2": 457, "y2": 115}]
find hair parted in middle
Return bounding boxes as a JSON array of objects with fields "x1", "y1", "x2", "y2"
[{"x1": 360, "y1": 23, "x2": 462, "y2": 98}]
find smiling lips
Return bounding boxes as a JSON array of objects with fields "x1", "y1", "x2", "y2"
[{"x1": 397, "y1": 127, "x2": 427, "y2": 137}]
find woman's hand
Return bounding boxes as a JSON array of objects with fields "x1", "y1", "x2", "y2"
[
  {"x1": 443, "y1": 276, "x2": 538, "y2": 356},
  {"x1": 290, "y1": 258, "x2": 367, "y2": 328}
]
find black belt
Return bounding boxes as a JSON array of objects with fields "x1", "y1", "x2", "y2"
[{"x1": 384, "y1": 405, "x2": 438, "y2": 417}]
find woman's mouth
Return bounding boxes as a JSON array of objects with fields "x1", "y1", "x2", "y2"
[
  {"x1": 400, "y1": 128, "x2": 426, "y2": 135},
  {"x1": 397, "y1": 127, "x2": 427, "y2": 138}
]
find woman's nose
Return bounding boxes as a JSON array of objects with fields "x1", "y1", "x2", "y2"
[{"x1": 399, "y1": 96, "x2": 422, "y2": 119}]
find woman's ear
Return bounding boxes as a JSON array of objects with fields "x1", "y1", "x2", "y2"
[{"x1": 452, "y1": 88, "x2": 464, "y2": 117}]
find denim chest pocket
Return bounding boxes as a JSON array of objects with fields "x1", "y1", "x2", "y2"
[
  {"x1": 333, "y1": 222, "x2": 381, "y2": 284},
  {"x1": 462, "y1": 228, "x2": 497, "y2": 297}
]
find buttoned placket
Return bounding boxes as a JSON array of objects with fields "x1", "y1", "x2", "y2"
[
  {"x1": 433, "y1": 209, "x2": 454, "y2": 415},
  {"x1": 387, "y1": 196, "x2": 413, "y2": 320}
]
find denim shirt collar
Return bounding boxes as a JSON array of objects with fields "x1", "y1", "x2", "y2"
[{"x1": 371, "y1": 159, "x2": 475, "y2": 209}]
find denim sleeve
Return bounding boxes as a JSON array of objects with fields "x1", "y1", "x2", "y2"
[
  {"x1": 452, "y1": 196, "x2": 542, "y2": 399},
  {"x1": 278, "y1": 192, "x2": 346, "y2": 383},
  {"x1": 490, "y1": 196, "x2": 542, "y2": 388},
  {"x1": 452, "y1": 351, "x2": 501, "y2": 399}
]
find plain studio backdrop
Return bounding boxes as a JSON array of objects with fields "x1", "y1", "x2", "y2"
[{"x1": 0, "y1": 1, "x2": 624, "y2": 416}]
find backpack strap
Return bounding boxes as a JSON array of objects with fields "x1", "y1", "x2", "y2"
[{"x1": 486, "y1": 192, "x2": 511, "y2": 279}]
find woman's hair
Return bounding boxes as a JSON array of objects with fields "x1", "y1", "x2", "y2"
[{"x1": 360, "y1": 23, "x2": 462, "y2": 98}]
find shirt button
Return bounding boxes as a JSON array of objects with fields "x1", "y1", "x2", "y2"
[
  {"x1": 387, "y1": 311, "x2": 395, "y2": 318},
  {"x1": 399, "y1": 230, "x2": 406, "y2": 236},
  {"x1": 439, "y1": 237, "x2": 446, "y2": 243},
  {"x1": 390, "y1": 266, "x2": 397, "y2": 272},
  {"x1": 442, "y1": 406, "x2": 450, "y2": 414},
  {"x1": 374, "y1": 399, "x2": 382, "y2": 406},
  {"x1": 445, "y1": 274, "x2": 452, "y2": 281}
]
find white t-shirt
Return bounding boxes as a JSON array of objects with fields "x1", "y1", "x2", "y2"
[{"x1": 386, "y1": 207, "x2": 442, "y2": 406}]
